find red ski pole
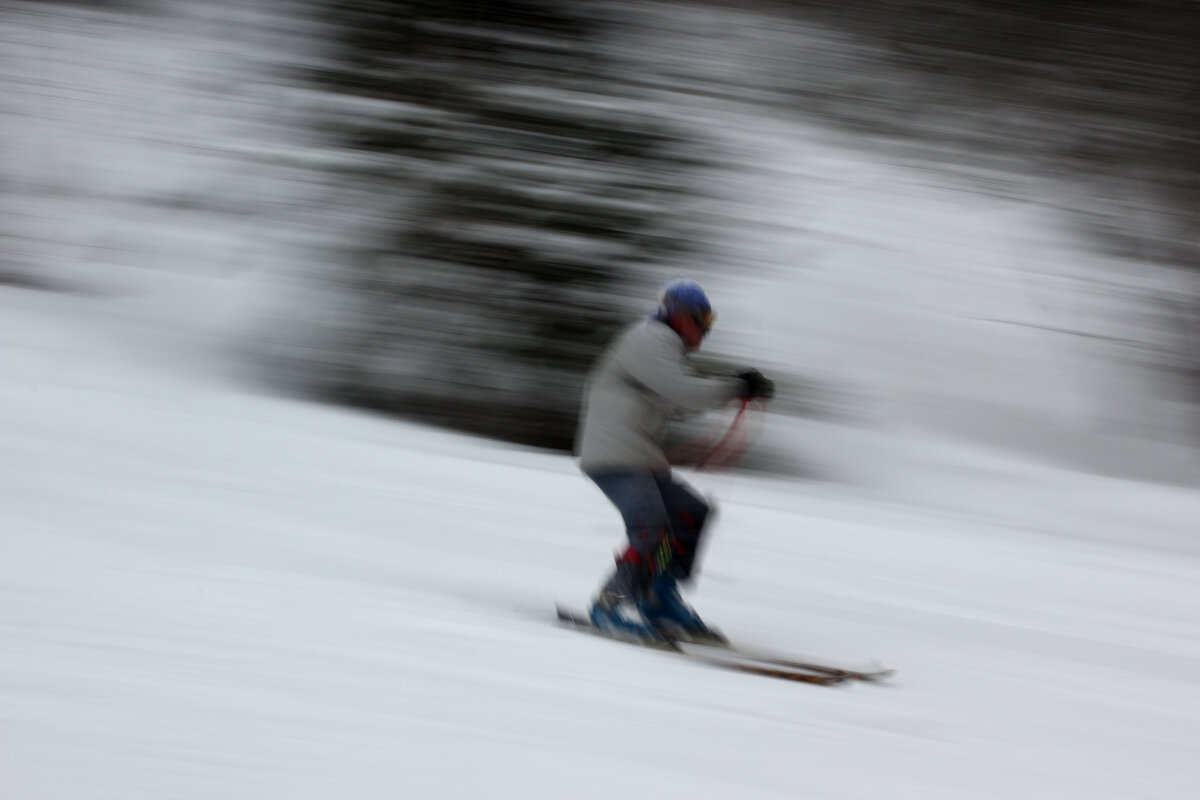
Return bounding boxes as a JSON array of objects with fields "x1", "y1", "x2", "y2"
[{"x1": 695, "y1": 399, "x2": 750, "y2": 472}]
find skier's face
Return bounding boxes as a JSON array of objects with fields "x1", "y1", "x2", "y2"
[{"x1": 673, "y1": 309, "x2": 712, "y2": 349}]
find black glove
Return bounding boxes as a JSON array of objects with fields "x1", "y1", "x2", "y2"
[{"x1": 735, "y1": 369, "x2": 775, "y2": 400}]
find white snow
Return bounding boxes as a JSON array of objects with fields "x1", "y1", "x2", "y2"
[
  {"x1": 3, "y1": 2, "x2": 1200, "y2": 798},
  {"x1": 4, "y1": 273, "x2": 1200, "y2": 800}
]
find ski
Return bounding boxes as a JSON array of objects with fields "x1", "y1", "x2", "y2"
[
  {"x1": 556, "y1": 605, "x2": 855, "y2": 686},
  {"x1": 680, "y1": 639, "x2": 895, "y2": 683}
]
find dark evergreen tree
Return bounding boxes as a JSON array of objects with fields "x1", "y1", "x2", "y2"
[{"x1": 297, "y1": 0, "x2": 701, "y2": 449}]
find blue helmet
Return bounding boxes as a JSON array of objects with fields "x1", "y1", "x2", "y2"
[{"x1": 657, "y1": 278, "x2": 714, "y2": 331}]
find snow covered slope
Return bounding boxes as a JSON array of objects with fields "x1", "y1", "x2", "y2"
[
  {"x1": 2, "y1": 3, "x2": 1199, "y2": 797},
  {"x1": 4, "y1": 277, "x2": 1200, "y2": 800}
]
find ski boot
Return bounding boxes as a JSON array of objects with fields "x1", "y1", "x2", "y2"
[
  {"x1": 589, "y1": 560, "x2": 663, "y2": 642},
  {"x1": 637, "y1": 574, "x2": 726, "y2": 645}
]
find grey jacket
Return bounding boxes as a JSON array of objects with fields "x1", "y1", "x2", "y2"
[{"x1": 575, "y1": 318, "x2": 742, "y2": 471}]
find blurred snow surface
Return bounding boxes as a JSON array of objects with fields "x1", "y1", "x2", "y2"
[{"x1": 3, "y1": 3, "x2": 1199, "y2": 799}]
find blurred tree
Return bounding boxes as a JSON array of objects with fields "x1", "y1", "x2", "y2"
[
  {"x1": 883, "y1": 0, "x2": 1200, "y2": 435},
  {"x1": 293, "y1": 0, "x2": 702, "y2": 449},
  {"x1": 780, "y1": 0, "x2": 1200, "y2": 435}
]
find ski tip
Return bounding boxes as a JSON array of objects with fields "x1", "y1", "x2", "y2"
[{"x1": 849, "y1": 660, "x2": 896, "y2": 681}]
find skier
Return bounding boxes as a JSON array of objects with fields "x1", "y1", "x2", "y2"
[{"x1": 575, "y1": 278, "x2": 775, "y2": 641}]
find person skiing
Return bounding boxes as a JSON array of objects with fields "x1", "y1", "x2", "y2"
[{"x1": 575, "y1": 278, "x2": 775, "y2": 641}]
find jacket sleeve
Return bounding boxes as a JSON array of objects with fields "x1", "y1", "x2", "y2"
[{"x1": 621, "y1": 329, "x2": 740, "y2": 412}]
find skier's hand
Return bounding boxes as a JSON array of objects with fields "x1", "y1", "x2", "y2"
[{"x1": 734, "y1": 369, "x2": 775, "y2": 401}]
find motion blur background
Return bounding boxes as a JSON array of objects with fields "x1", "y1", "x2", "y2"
[{"x1": 3, "y1": 0, "x2": 1197, "y2": 481}]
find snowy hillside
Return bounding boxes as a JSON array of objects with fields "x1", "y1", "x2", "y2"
[
  {"x1": 3, "y1": 3, "x2": 1200, "y2": 798},
  {"x1": 5, "y1": 260, "x2": 1200, "y2": 800},
  {"x1": 4, "y1": 1, "x2": 1197, "y2": 482}
]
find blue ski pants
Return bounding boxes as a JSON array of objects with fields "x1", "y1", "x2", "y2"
[{"x1": 585, "y1": 469, "x2": 713, "y2": 581}]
